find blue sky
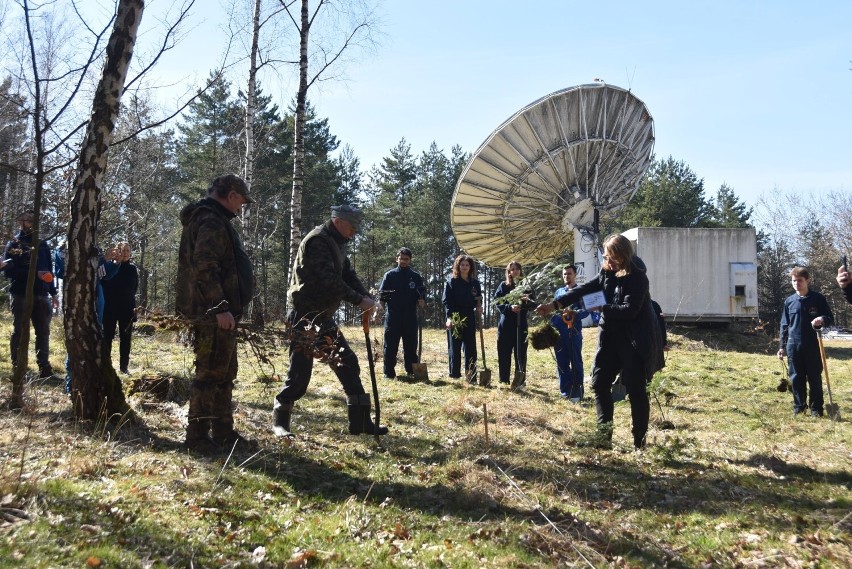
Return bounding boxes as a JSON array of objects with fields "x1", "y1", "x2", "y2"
[{"x1": 146, "y1": 0, "x2": 851, "y2": 207}]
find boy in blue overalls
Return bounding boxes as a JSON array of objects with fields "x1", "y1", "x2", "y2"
[{"x1": 777, "y1": 267, "x2": 833, "y2": 416}]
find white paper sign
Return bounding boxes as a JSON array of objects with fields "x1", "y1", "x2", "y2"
[{"x1": 582, "y1": 291, "x2": 606, "y2": 310}]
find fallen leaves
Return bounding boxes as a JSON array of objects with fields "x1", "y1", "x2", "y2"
[{"x1": 285, "y1": 548, "x2": 317, "y2": 568}]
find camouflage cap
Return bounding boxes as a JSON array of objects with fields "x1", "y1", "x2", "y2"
[
  {"x1": 331, "y1": 204, "x2": 363, "y2": 231},
  {"x1": 210, "y1": 174, "x2": 252, "y2": 204}
]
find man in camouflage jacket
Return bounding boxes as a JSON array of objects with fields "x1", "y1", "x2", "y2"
[
  {"x1": 176, "y1": 174, "x2": 255, "y2": 452},
  {"x1": 272, "y1": 204, "x2": 388, "y2": 438}
]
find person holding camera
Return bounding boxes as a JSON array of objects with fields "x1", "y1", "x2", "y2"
[
  {"x1": 102, "y1": 242, "x2": 138, "y2": 374},
  {"x1": 3, "y1": 210, "x2": 59, "y2": 379},
  {"x1": 836, "y1": 260, "x2": 851, "y2": 305}
]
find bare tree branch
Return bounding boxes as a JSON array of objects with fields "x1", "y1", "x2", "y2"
[{"x1": 124, "y1": 0, "x2": 195, "y2": 92}]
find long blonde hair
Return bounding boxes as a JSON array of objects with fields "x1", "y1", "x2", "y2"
[{"x1": 602, "y1": 234, "x2": 634, "y2": 278}]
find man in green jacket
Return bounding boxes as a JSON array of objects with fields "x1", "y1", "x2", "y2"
[
  {"x1": 273, "y1": 204, "x2": 387, "y2": 439},
  {"x1": 176, "y1": 174, "x2": 255, "y2": 452}
]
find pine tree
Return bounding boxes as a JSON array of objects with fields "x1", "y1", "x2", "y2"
[
  {"x1": 615, "y1": 156, "x2": 714, "y2": 230},
  {"x1": 175, "y1": 71, "x2": 243, "y2": 196},
  {"x1": 709, "y1": 183, "x2": 753, "y2": 228}
]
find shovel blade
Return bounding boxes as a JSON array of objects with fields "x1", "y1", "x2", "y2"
[
  {"x1": 478, "y1": 369, "x2": 492, "y2": 387},
  {"x1": 826, "y1": 403, "x2": 841, "y2": 422},
  {"x1": 412, "y1": 362, "x2": 429, "y2": 381}
]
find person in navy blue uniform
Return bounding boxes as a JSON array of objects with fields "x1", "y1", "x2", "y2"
[
  {"x1": 494, "y1": 261, "x2": 533, "y2": 386},
  {"x1": 777, "y1": 267, "x2": 833, "y2": 417},
  {"x1": 536, "y1": 235, "x2": 664, "y2": 449},
  {"x1": 378, "y1": 247, "x2": 425, "y2": 379},
  {"x1": 442, "y1": 254, "x2": 482, "y2": 381},
  {"x1": 3, "y1": 210, "x2": 59, "y2": 379},
  {"x1": 551, "y1": 264, "x2": 596, "y2": 401}
]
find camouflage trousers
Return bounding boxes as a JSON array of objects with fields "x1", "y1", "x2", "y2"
[{"x1": 187, "y1": 325, "x2": 238, "y2": 439}]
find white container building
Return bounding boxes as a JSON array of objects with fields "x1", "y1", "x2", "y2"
[{"x1": 621, "y1": 227, "x2": 759, "y2": 323}]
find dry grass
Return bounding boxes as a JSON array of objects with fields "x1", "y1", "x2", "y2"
[{"x1": 0, "y1": 318, "x2": 850, "y2": 568}]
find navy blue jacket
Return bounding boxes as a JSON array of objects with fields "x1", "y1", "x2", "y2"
[
  {"x1": 494, "y1": 281, "x2": 533, "y2": 331},
  {"x1": 779, "y1": 290, "x2": 833, "y2": 349},
  {"x1": 442, "y1": 277, "x2": 481, "y2": 317},
  {"x1": 379, "y1": 266, "x2": 424, "y2": 322},
  {"x1": 3, "y1": 231, "x2": 57, "y2": 297},
  {"x1": 551, "y1": 284, "x2": 591, "y2": 339}
]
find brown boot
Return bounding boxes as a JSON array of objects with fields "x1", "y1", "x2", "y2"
[
  {"x1": 184, "y1": 418, "x2": 218, "y2": 452},
  {"x1": 185, "y1": 384, "x2": 217, "y2": 452},
  {"x1": 209, "y1": 383, "x2": 257, "y2": 452}
]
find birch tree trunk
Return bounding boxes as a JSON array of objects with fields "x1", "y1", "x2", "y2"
[
  {"x1": 244, "y1": 0, "x2": 261, "y2": 192},
  {"x1": 245, "y1": 0, "x2": 264, "y2": 324},
  {"x1": 65, "y1": 0, "x2": 144, "y2": 421},
  {"x1": 285, "y1": 0, "x2": 310, "y2": 305}
]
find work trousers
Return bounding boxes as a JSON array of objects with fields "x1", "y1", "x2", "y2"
[
  {"x1": 383, "y1": 317, "x2": 418, "y2": 377},
  {"x1": 447, "y1": 310, "x2": 477, "y2": 378},
  {"x1": 555, "y1": 331, "x2": 584, "y2": 398},
  {"x1": 589, "y1": 329, "x2": 649, "y2": 446},
  {"x1": 189, "y1": 325, "x2": 238, "y2": 437},
  {"x1": 786, "y1": 342, "x2": 824, "y2": 414},
  {"x1": 103, "y1": 313, "x2": 133, "y2": 371},
  {"x1": 496, "y1": 324, "x2": 527, "y2": 384},
  {"x1": 10, "y1": 294, "x2": 53, "y2": 370},
  {"x1": 275, "y1": 311, "x2": 366, "y2": 405}
]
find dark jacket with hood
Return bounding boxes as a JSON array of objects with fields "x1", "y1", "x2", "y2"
[
  {"x1": 3, "y1": 230, "x2": 57, "y2": 297},
  {"x1": 176, "y1": 197, "x2": 253, "y2": 320},
  {"x1": 554, "y1": 256, "x2": 664, "y2": 381},
  {"x1": 288, "y1": 220, "x2": 370, "y2": 320}
]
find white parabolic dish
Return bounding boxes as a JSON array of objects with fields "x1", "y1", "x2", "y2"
[{"x1": 451, "y1": 83, "x2": 655, "y2": 267}]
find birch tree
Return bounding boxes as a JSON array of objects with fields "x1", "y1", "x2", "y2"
[
  {"x1": 280, "y1": 0, "x2": 378, "y2": 301},
  {"x1": 65, "y1": 0, "x2": 145, "y2": 420}
]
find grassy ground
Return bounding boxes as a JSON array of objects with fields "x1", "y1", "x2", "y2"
[{"x1": 0, "y1": 317, "x2": 850, "y2": 568}]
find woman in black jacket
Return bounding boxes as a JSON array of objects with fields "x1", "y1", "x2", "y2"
[
  {"x1": 493, "y1": 261, "x2": 533, "y2": 386},
  {"x1": 102, "y1": 242, "x2": 139, "y2": 374},
  {"x1": 537, "y1": 234, "x2": 663, "y2": 449},
  {"x1": 442, "y1": 254, "x2": 482, "y2": 381}
]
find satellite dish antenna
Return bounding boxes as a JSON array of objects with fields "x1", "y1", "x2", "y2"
[{"x1": 451, "y1": 83, "x2": 654, "y2": 278}]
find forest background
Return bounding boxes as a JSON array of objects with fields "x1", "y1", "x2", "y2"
[{"x1": 0, "y1": 0, "x2": 850, "y2": 336}]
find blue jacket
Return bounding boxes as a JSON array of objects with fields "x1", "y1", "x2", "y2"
[
  {"x1": 551, "y1": 284, "x2": 591, "y2": 339},
  {"x1": 379, "y1": 266, "x2": 424, "y2": 322},
  {"x1": 779, "y1": 290, "x2": 833, "y2": 349},
  {"x1": 3, "y1": 231, "x2": 57, "y2": 297},
  {"x1": 442, "y1": 277, "x2": 481, "y2": 317},
  {"x1": 494, "y1": 281, "x2": 533, "y2": 331}
]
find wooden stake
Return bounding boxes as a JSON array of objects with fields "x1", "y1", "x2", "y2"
[{"x1": 483, "y1": 403, "x2": 490, "y2": 448}]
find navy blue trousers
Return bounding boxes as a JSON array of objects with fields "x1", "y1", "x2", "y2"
[{"x1": 383, "y1": 318, "x2": 418, "y2": 377}]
